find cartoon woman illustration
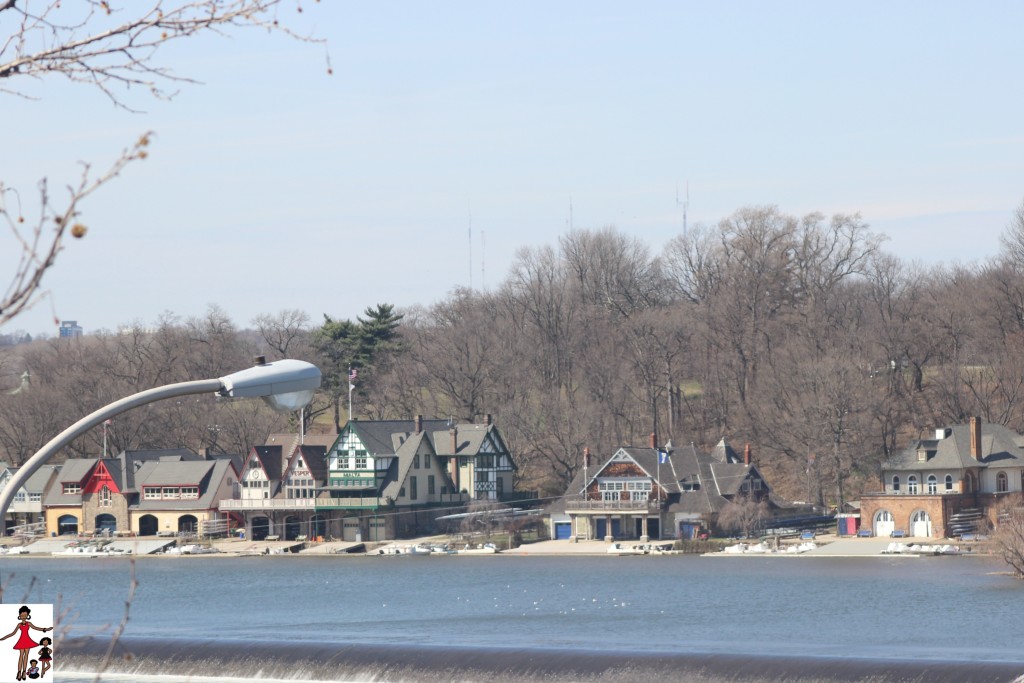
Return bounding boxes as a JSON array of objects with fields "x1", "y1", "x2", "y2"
[
  {"x1": 0, "y1": 606, "x2": 52, "y2": 681},
  {"x1": 36, "y1": 637, "x2": 52, "y2": 679}
]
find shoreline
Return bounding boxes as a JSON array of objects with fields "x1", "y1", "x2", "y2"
[{"x1": 6, "y1": 533, "x2": 999, "y2": 560}]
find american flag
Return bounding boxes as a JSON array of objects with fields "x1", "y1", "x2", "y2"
[{"x1": 349, "y1": 368, "x2": 358, "y2": 382}]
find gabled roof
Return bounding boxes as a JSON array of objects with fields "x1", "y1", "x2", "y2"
[
  {"x1": 285, "y1": 445, "x2": 328, "y2": 483},
  {"x1": 555, "y1": 441, "x2": 769, "y2": 516},
  {"x1": 886, "y1": 421, "x2": 1024, "y2": 471},
  {"x1": 43, "y1": 459, "x2": 96, "y2": 506},
  {"x1": 341, "y1": 418, "x2": 507, "y2": 458},
  {"x1": 246, "y1": 445, "x2": 285, "y2": 481},
  {"x1": 133, "y1": 458, "x2": 234, "y2": 510}
]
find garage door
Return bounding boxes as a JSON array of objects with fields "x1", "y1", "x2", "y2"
[
  {"x1": 554, "y1": 522, "x2": 572, "y2": 540},
  {"x1": 342, "y1": 518, "x2": 360, "y2": 542},
  {"x1": 368, "y1": 518, "x2": 387, "y2": 542}
]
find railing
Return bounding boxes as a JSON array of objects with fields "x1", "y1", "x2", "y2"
[
  {"x1": 564, "y1": 498, "x2": 661, "y2": 512},
  {"x1": 867, "y1": 489, "x2": 959, "y2": 496},
  {"x1": 219, "y1": 499, "x2": 318, "y2": 511},
  {"x1": 315, "y1": 497, "x2": 387, "y2": 509}
]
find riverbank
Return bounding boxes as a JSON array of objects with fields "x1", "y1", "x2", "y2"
[{"x1": 8, "y1": 532, "x2": 995, "y2": 559}]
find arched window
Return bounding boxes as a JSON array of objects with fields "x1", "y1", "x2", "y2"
[
  {"x1": 907, "y1": 475, "x2": 919, "y2": 495},
  {"x1": 99, "y1": 485, "x2": 112, "y2": 508},
  {"x1": 997, "y1": 471, "x2": 1008, "y2": 493},
  {"x1": 892, "y1": 475, "x2": 901, "y2": 492},
  {"x1": 945, "y1": 474, "x2": 954, "y2": 492},
  {"x1": 927, "y1": 475, "x2": 937, "y2": 495}
]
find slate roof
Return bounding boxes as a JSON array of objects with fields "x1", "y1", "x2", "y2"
[
  {"x1": 885, "y1": 421, "x2": 1024, "y2": 471},
  {"x1": 343, "y1": 418, "x2": 506, "y2": 458},
  {"x1": 42, "y1": 459, "x2": 96, "y2": 507},
  {"x1": 133, "y1": 458, "x2": 234, "y2": 511},
  {"x1": 554, "y1": 439, "x2": 770, "y2": 517},
  {"x1": 248, "y1": 445, "x2": 285, "y2": 483}
]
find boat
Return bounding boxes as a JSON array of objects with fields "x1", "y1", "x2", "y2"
[
  {"x1": 52, "y1": 542, "x2": 130, "y2": 557},
  {"x1": 607, "y1": 542, "x2": 649, "y2": 555},
  {"x1": 457, "y1": 543, "x2": 500, "y2": 555}
]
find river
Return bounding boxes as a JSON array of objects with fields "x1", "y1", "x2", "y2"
[{"x1": 1, "y1": 553, "x2": 1022, "y2": 682}]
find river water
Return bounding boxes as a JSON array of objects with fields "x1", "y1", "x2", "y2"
[{"x1": 1, "y1": 553, "x2": 1022, "y2": 682}]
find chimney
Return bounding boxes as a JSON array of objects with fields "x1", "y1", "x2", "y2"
[
  {"x1": 649, "y1": 432, "x2": 657, "y2": 449},
  {"x1": 583, "y1": 447, "x2": 591, "y2": 469},
  {"x1": 449, "y1": 427, "x2": 460, "y2": 491},
  {"x1": 970, "y1": 416, "x2": 983, "y2": 461},
  {"x1": 483, "y1": 413, "x2": 492, "y2": 426},
  {"x1": 744, "y1": 443, "x2": 752, "y2": 466},
  {"x1": 414, "y1": 414, "x2": 422, "y2": 434}
]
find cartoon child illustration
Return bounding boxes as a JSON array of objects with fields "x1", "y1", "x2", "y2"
[
  {"x1": 36, "y1": 638, "x2": 52, "y2": 679},
  {"x1": 0, "y1": 606, "x2": 52, "y2": 681},
  {"x1": 25, "y1": 660, "x2": 38, "y2": 679}
]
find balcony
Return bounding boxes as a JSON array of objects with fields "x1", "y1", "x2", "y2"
[
  {"x1": 564, "y1": 497, "x2": 662, "y2": 513},
  {"x1": 219, "y1": 498, "x2": 318, "y2": 511}
]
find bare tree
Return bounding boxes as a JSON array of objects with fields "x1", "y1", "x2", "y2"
[
  {"x1": 252, "y1": 309, "x2": 311, "y2": 359},
  {"x1": 993, "y1": 493, "x2": 1024, "y2": 579},
  {"x1": 998, "y1": 197, "x2": 1024, "y2": 269},
  {"x1": 1, "y1": 0, "x2": 323, "y2": 330},
  {"x1": 717, "y1": 494, "x2": 769, "y2": 538}
]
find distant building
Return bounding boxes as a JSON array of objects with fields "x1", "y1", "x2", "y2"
[{"x1": 59, "y1": 321, "x2": 83, "y2": 338}]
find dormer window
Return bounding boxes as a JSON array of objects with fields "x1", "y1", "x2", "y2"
[
  {"x1": 917, "y1": 449, "x2": 926, "y2": 462},
  {"x1": 63, "y1": 483, "x2": 81, "y2": 495}
]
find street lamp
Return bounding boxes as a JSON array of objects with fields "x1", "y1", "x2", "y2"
[{"x1": 0, "y1": 357, "x2": 321, "y2": 522}]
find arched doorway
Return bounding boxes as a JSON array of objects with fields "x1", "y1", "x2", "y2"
[
  {"x1": 138, "y1": 514, "x2": 158, "y2": 536},
  {"x1": 251, "y1": 516, "x2": 270, "y2": 541},
  {"x1": 95, "y1": 513, "x2": 117, "y2": 534},
  {"x1": 57, "y1": 514, "x2": 79, "y2": 535},
  {"x1": 873, "y1": 510, "x2": 894, "y2": 537},
  {"x1": 178, "y1": 515, "x2": 198, "y2": 534},
  {"x1": 911, "y1": 510, "x2": 932, "y2": 538},
  {"x1": 284, "y1": 516, "x2": 302, "y2": 540}
]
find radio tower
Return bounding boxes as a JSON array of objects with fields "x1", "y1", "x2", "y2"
[{"x1": 676, "y1": 181, "x2": 689, "y2": 236}]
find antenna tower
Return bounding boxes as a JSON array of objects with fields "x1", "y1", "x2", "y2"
[{"x1": 676, "y1": 181, "x2": 689, "y2": 236}]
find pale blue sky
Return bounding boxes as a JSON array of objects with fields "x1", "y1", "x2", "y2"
[{"x1": 5, "y1": 2, "x2": 1023, "y2": 338}]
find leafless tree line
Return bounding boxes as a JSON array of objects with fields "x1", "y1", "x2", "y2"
[{"x1": 5, "y1": 204, "x2": 1024, "y2": 508}]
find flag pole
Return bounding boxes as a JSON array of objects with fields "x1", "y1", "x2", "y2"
[{"x1": 347, "y1": 366, "x2": 353, "y2": 424}]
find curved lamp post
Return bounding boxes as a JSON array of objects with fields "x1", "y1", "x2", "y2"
[{"x1": 0, "y1": 357, "x2": 321, "y2": 522}]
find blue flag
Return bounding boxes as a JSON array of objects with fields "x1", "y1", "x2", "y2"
[{"x1": 658, "y1": 450, "x2": 669, "y2": 464}]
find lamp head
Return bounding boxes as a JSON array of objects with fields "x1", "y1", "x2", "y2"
[{"x1": 217, "y1": 358, "x2": 321, "y2": 412}]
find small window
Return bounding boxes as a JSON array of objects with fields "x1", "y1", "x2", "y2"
[
  {"x1": 907, "y1": 476, "x2": 918, "y2": 495},
  {"x1": 424, "y1": 454, "x2": 431, "y2": 469},
  {"x1": 892, "y1": 476, "x2": 900, "y2": 492},
  {"x1": 413, "y1": 454, "x2": 420, "y2": 469},
  {"x1": 997, "y1": 471, "x2": 1008, "y2": 493},
  {"x1": 926, "y1": 475, "x2": 937, "y2": 495},
  {"x1": 945, "y1": 474, "x2": 953, "y2": 491}
]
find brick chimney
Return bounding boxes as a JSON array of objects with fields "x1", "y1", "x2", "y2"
[
  {"x1": 414, "y1": 414, "x2": 422, "y2": 434},
  {"x1": 970, "y1": 416, "x2": 983, "y2": 461},
  {"x1": 744, "y1": 443, "x2": 752, "y2": 466},
  {"x1": 450, "y1": 426, "x2": 458, "y2": 454},
  {"x1": 483, "y1": 413, "x2": 492, "y2": 426},
  {"x1": 583, "y1": 447, "x2": 591, "y2": 469},
  {"x1": 649, "y1": 432, "x2": 657, "y2": 449}
]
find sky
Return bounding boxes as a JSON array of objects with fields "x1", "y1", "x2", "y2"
[{"x1": 4, "y1": 2, "x2": 1024, "y2": 338}]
